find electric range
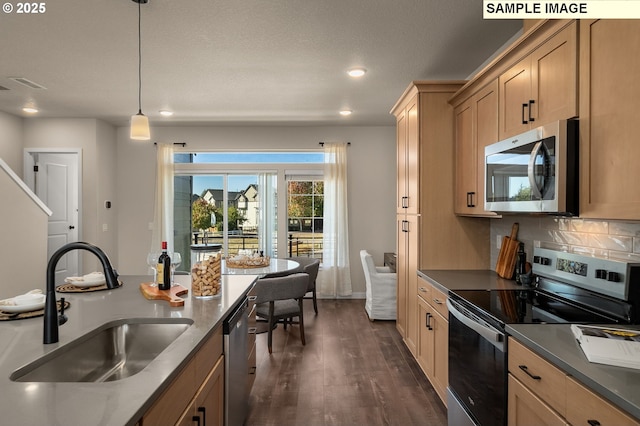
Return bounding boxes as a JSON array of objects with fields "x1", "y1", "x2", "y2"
[{"x1": 447, "y1": 247, "x2": 640, "y2": 426}]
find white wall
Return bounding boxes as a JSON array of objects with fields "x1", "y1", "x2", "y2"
[
  {"x1": 116, "y1": 125, "x2": 397, "y2": 296},
  {"x1": 0, "y1": 111, "x2": 23, "y2": 174},
  {"x1": 23, "y1": 118, "x2": 118, "y2": 272}
]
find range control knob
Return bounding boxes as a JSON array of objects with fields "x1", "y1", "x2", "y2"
[
  {"x1": 607, "y1": 271, "x2": 620, "y2": 282},
  {"x1": 595, "y1": 269, "x2": 607, "y2": 279},
  {"x1": 541, "y1": 257, "x2": 551, "y2": 266},
  {"x1": 533, "y1": 256, "x2": 541, "y2": 264}
]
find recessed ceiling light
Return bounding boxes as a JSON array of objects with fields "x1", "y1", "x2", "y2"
[
  {"x1": 347, "y1": 68, "x2": 367, "y2": 78},
  {"x1": 339, "y1": 110, "x2": 352, "y2": 116},
  {"x1": 22, "y1": 106, "x2": 38, "y2": 114},
  {"x1": 159, "y1": 110, "x2": 174, "y2": 117}
]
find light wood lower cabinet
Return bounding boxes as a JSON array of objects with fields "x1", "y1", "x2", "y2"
[
  {"x1": 416, "y1": 277, "x2": 448, "y2": 406},
  {"x1": 508, "y1": 337, "x2": 640, "y2": 426},
  {"x1": 140, "y1": 327, "x2": 224, "y2": 426},
  {"x1": 566, "y1": 377, "x2": 639, "y2": 426},
  {"x1": 508, "y1": 374, "x2": 565, "y2": 426}
]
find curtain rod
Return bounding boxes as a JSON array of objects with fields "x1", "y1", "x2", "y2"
[
  {"x1": 318, "y1": 142, "x2": 351, "y2": 146},
  {"x1": 153, "y1": 142, "x2": 186, "y2": 147}
]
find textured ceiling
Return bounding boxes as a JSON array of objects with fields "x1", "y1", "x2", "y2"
[{"x1": 0, "y1": 0, "x2": 521, "y2": 127}]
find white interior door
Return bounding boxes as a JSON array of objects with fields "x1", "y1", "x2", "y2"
[{"x1": 33, "y1": 152, "x2": 80, "y2": 284}]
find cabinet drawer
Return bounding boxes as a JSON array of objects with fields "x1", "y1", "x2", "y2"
[
  {"x1": 417, "y1": 278, "x2": 432, "y2": 300},
  {"x1": 566, "y1": 377, "x2": 639, "y2": 426},
  {"x1": 429, "y1": 285, "x2": 448, "y2": 319},
  {"x1": 508, "y1": 374, "x2": 565, "y2": 426},
  {"x1": 508, "y1": 338, "x2": 567, "y2": 417}
]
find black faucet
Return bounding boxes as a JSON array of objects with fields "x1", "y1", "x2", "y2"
[{"x1": 44, "y1": 242, "x2": 120, "y2": 344}]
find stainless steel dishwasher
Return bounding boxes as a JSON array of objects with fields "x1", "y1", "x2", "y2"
[{"x1": 224, "y1": 297, "x2": 249, "y2": 426}]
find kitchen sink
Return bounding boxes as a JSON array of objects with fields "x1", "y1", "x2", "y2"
[{"x1": 10, "y1": 318, "x2": 193, "y2": 383}]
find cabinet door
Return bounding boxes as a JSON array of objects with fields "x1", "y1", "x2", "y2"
[
  {"x1": 455, "y1": 81, "x2": 499, "y2": 216},
  {"x1": 566, "y1": 376, "x2": 639, "y2": 426},
  {"x1": 196, "y1": 356, "x2": 225, "y2": 426},
  {"x1": 396, "y1": 216, "x2": 408, "y2": 338},
  {"x1": 416, "y1": 296, "x2": 434, "y2": 378},
  {"x1": 402, "y1": 214, "x2": 419, "y2": 355},
  {"x1": 454, "y1": 98, "x2": 475, "y2": 214},
  {"x1": 530, "y1": 21, "x2": 578, "y2": 126},
  {"x1": 508, "y1": 374, "x2": 566, "y2": 426},
  {"x1": 396, "y1": 110, "x2": 408, "y2": 214},
  {"x1": 579, "y1": 19, "x2": 640, "y2": 219},
  {"x1": 405, "y1": 97, "x2": 420, "y2": 215},
  {"x1": 430, "y1": 309, "x2": 448, "y2": 406},
  {"x1": 474, "y1": 80, "x2": 499, "y2": 216},
  {"x1": 499, "y1": 57, "x2": 531, "y2": 139}
]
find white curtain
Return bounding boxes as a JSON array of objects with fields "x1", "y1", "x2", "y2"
[
  {"x1": 150, "y1": 144, "x2": 175, "y2": 253},
  {"x1": 257, "y1": 173, "x2": 277, "y2": 257},
  {"x1": 317, "y1": 142, "x2": 351, "y2": 297}
]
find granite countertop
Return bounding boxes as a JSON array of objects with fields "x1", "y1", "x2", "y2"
[
  {"x1": 418, "y1": 269, "x2": 522, "y2": 293},
  {"x1": 507, "y1": 323, "x2": 640, "y2": 420},
  {"x1": 0, "y1": 273, "x2": 257, "y2": 426}
]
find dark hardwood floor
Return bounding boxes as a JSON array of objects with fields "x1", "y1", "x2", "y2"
[{"x1": 246, "y1": 299, "x2": 447, "y2": 426}]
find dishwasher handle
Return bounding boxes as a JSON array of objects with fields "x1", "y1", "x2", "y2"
[
  {"x1": 224, "y1": 297, "x2": 249, "y2": 334},
  {"x1": 447, "y1": 298, "x2": 505, "y2": 351}
]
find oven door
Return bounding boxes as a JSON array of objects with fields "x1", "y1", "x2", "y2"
[{"x1": 447, "y1": 298, "x2": 507, "y2": 426}]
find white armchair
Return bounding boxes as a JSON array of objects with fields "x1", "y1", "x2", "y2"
[{"x1": 360, "y1": 250, "x2": 397, "y2": 321}]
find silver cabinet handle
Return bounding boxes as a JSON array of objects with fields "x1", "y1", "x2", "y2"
[
  {"x1": 418, "y1": 287, "x2": 428, "y2": 293},
  {"x1": 432, "y1": 298, "x2": 443, "y2": 305},
  {"x1": 248, "y1": 327, "x2": 257, "y2": 334}
]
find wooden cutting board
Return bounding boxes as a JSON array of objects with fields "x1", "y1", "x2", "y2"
[
  {"x1": 496, "y1": 223, "x2": 519, "y2": 279},
  {"x1": 139, "y1": 283, "x2": 188, "y2": 307}
]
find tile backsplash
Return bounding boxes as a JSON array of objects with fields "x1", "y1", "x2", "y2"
[{"x1": 490, "y1": 216, "x2": 640, "y2": 269}]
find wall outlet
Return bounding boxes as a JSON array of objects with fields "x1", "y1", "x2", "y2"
[
  {"x1": 497, "y1": 235, "x2": 503, "y2": 249},
  {"x1": 102, "y1": 223, "x2": 108, "y2": 232}
]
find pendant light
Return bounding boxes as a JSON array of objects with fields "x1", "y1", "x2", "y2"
[{"x1": 130, "y1": 0, "x2": 150, "y2": 140}]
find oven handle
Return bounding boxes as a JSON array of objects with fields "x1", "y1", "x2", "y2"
[{"x1": 447, "y1": 299, "x2": 505, "y2": 351}]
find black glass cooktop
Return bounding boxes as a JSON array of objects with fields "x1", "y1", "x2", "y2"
[{"x1": 449, "y1": 287, "x2": 623, "y2": 327}]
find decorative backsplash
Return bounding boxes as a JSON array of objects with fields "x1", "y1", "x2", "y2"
[{"x1": 490, "y1": 216, "x2": 640, "y2": 269}]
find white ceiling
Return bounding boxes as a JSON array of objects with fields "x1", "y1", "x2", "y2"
[{"x1": 0, "y1": 0, "x2": 521, "y2": 127}]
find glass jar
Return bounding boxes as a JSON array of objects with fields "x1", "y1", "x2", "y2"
[{"x1": 190, "y1": 244, "x2": 222, "y2": 299}]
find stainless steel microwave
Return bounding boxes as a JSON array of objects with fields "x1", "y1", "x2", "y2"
[{"x1": 484, "y1": 120, "x2": 578, "y2": 215}]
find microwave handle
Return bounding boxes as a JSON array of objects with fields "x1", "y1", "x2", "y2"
[{"x1": 528, "y1": 141, "x2": 545, "y2": 199}]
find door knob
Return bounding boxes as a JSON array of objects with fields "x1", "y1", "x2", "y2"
[{"x1": 69, "y1": 225, "x2": 75, "y2": 230}]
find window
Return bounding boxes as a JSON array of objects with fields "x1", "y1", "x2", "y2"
[
  {"x1": 173, "y1": 151, "x2": 323, "y2": 270},
  {"x1": 287, "y1": 179, "x2": 323, "y2": 260}
]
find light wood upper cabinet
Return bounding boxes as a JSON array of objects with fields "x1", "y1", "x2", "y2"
[
  {"x1": 396, "y1": 95, "x2": 420, "y2": 214},
  {"x1": 454, "y1": 80, "x2": 499, "y2": 216},
  {"x1": 499, "y1": 21, "x2": 578, "y2": 139},
  {"x1": 579, "y1": 19, "x2": 640, "y2": 220}
]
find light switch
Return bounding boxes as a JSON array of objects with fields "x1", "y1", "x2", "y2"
[
  {"x1": 497, "y1": 235, "x2": 502, "y2": 249},
  {"x1": 102, "y1": 224, "x2": 108, "y2": 232}
]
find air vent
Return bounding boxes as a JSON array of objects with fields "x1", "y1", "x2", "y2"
[{"x1": 9, "y1": 77, "x2": 47, "y2": 90}]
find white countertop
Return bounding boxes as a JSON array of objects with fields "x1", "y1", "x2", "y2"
[{"x1": 0, "y1": 273, "x2": 257, "y2": 426}]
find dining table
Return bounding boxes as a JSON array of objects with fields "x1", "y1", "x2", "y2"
[{"x1": 221, "y1": 258, "x2": 299, "y2": 277}]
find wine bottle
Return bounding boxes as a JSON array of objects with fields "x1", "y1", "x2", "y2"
[{"x1": 157, "y1": 241, "x2": 172, "y2": 290}]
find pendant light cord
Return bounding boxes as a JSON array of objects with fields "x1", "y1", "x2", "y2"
[{"x1": 137, "y1": 0, "x2": 142, "y2": 114}]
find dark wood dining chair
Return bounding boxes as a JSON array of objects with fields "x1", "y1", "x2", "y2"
[
  {"x1": 286, "y1": 257, "x2": 320, "y2": 314},
  {"x1": 255, "y1": 273, "x2": 309, "y2": 354}
]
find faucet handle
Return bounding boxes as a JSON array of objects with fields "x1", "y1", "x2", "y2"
[{"x1": 58, "y1": 297, "x2": 68, "y2": 326}]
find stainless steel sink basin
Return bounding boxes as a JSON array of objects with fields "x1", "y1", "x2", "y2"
[{"x1": 11, "y1": 318, "x2": 193, "y2": 383}]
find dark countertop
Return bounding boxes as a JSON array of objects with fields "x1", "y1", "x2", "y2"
[
  {"x1": 0, "y1": 273, "x2": 258, "y2": 426},
  {"x1": 418, "y1": 269, "x2": 522, "y2": 293},
  {"x1": 507, "y1": 324, "x2": 640, "y2": 420}
]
